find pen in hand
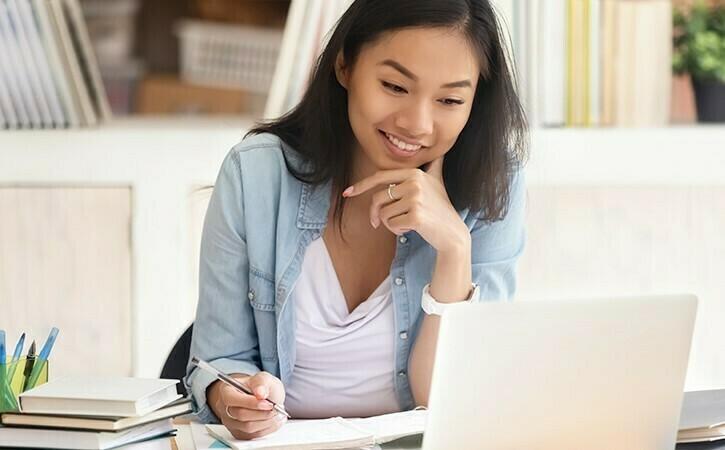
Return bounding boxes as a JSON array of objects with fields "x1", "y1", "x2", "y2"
[{"x1": 191, "y1": 356, "x2": 291, "y2": 419}]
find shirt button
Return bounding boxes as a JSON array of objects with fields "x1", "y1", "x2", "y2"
[
  {"x1": 398, "y1": 235, "x2": 408, "y2": 244},
  {"x1": 399, "y1": 331, "x2": 408, "y2": 340},
  {"x1": 398, "y1": 371, "x2": 406, "y2": 377},
  {"x1": 247, "y1": 290, "x2": 255, "y2": 300},
  {"x1": 394, "y1": 277, "x2": 404, "y2": 286}
]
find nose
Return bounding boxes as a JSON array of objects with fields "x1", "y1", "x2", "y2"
[{"x1": 394, "y1": 99, "x2": 433, "y2": 140}]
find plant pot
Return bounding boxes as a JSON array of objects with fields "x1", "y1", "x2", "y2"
[{"x1": 692, "y1": 79, "x2": 725, "y2": 123}]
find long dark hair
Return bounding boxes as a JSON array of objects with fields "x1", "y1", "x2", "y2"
[{"x1": 247, "y1": 0, "x2": 528, "y2": 233}]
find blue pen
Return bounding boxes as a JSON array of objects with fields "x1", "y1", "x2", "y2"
[
  {"x1": 7, "y1": 333, "x2": 26, "y2": 383},
  {"x1": 26, "y1": 327, "x2": 59, "y2": 390}
]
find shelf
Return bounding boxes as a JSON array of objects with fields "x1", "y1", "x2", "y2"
[
  {"x1": 528, "y1": 125, "x2": 725, "y2": 185},
  {"x1": 1, "y1": 118, "x2": 724, "y2": 186}
]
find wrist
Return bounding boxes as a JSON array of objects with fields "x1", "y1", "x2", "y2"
[
  {"x1": 438, "y1": 226, "x2": 471, "y2": 257},
  {"x1": 207, "y1": 380, "x2": 224, "y2": 418}
]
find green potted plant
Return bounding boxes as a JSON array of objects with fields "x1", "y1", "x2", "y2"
[{"x1": 673, "y1": 1, "x2": 725, "y2": 122}]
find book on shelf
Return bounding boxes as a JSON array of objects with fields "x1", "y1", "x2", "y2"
[
  {"x1": 495, "y1": 0, "x2": 676, "y2": 128},
  {"x1": 0, "y1": 0, "x2": 110, "y2": 130},
  {"x1": 264, "y1": 0, "x2": 352, "y2": 119}
]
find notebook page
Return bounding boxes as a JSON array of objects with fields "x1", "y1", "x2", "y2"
[
  {"x1": 205, "y1": 417, "x2": 374, "y2": 450},
  {"x1": 346, "y1": 409, "x2": 427, "y2": 444}
]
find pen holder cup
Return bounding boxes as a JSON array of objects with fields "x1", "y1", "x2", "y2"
[{"x1": 0, "y1": 357, "x2": 49, "y2": 413}]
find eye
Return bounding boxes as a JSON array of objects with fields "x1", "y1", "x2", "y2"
[
  {"x1": 381, "y1": 81, "x2": 407, "y2": 94},
  {"x1": 440, "y1": 98, "x2": 465, "y2": 106}
]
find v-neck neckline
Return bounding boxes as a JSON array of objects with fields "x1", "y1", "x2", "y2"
[{"x1": 317, "y1": 236, "x2": 391, "y2": 317}]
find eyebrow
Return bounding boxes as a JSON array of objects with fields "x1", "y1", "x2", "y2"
[{"x1": 377, "y1": 59, "x2": 472, "y2": 89}]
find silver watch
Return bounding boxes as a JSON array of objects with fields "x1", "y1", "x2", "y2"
[{"x1": 421, "y1": 283, "x2": 480, "y2": 316}]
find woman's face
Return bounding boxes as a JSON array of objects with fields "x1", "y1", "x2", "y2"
[{"x1": 336, "y1": 27, "x2": 480, "y2": 177}]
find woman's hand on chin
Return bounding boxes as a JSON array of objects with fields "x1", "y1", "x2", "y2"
[{"x1": 342, "y1": 156, "x2": 470, "y2": 255}]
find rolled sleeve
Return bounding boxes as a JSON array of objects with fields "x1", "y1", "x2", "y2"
[
  {"x1": 470, "y1": 169, "x2": 527, "y2": 302},
  {"x1": 183, "y1": 149, "x2": 262, "y2": 423}
]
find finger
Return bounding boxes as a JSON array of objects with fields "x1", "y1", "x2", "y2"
[
  {"x1": 221, "y1": 384, "x2": 273, "y2": 410},
  {"x1": 246, "y1": 372, "x2": 285, "y2": 404},
  {"x1": 225, "y1": 406, "x2": 278, "y2": 422},
  {"x1": 379, "y1": 199, "x2": 411, "y2": 234},
  {"x1": 342, "y1": 169, "x2": 418, "y2": 197},
  {"x1": 368, "y1": 183, "x2": 411, "y2": 228},
  {"x1": 424, "y1": 156, "x2": 444, "y2": 180},
  {"x1": 387, "y1": 211, "x2": 418, "y2": 234}
]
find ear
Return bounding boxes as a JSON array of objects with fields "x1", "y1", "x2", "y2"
[{"x1": 334, "y1": 51, "x2": 349, "y2": 89}]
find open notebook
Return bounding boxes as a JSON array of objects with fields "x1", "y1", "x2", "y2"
[{"x1": 205, "y1": 409, "x2": 427, "y2": 450}]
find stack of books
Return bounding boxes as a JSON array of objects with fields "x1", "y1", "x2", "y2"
[
  {"x1": 0, "y1": 0, "x2": 111, "y2": 129},
  {"x1": 0, "y1": 376, "x2": 191, "y2": 449}
]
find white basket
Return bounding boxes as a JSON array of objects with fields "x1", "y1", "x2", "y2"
[{"x1": 176, "y1": 20, "x2": 283, "y2": 94}]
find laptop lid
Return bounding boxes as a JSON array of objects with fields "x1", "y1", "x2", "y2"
[{"x1": 423, "y1": 295, "x2": 698, "y2": 450}]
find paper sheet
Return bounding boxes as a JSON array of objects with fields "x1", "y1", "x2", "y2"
[
  {"x1": 347, "y1": 410, "x2": 427, "y2": 444},
  {"x1": 206, "y1": 417, "x2": 373, "y2": 449}
]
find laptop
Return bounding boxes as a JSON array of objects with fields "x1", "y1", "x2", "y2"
[{"x1": 423, "y1": 294, "x2": 698, "y2": 450}]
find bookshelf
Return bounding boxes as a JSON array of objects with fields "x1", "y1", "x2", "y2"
[{"x1": 2, "y1": 118, "x2": 724, "y2": 382}]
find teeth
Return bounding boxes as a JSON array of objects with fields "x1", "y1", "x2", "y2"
[{"x1": 384, "y1": 132, "x2": 421, "y2": 152}]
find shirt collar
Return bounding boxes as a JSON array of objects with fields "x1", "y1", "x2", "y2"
[
  {"x1": 296, "y1": 180, "x2": 332, "y2": 230},
  {"x1": 279, "y1": 139, "x2": 332, "y2": 231}
]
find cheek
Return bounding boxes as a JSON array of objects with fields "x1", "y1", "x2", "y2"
[{"x1": 351, "y1": 86, "x2": 393, "y2": 125}]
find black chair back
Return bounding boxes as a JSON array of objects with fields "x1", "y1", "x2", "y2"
[{"x1": 160, "y1": 324, "x2": 193, "y2": 396}]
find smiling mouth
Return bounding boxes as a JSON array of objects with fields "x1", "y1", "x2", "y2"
[{"x1": 379, "y1": 130, "x2": 426, "y2": 152}]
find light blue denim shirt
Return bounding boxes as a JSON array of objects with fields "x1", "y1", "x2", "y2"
[{"x1": 184, "y1": 132, "x2": 527, "y2": 423}]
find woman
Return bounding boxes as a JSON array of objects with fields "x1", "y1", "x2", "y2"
[{"x1": 184, "y1": 0, "x2": 528, "y2": 440}]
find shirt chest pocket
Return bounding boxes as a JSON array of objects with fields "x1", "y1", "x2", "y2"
[{"x1": 248, "y1": 271, "x2": 278, "y2": 362}]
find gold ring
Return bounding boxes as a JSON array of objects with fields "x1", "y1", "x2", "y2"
[{"x1": 387, "y1": 183, "x2": 397, "y2": 201}]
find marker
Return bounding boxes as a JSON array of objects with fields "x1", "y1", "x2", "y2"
[
  {"x1": 10, "y1": 333, "x2": 25, "y2": 363},
  {"x1": 7, "y1": 332, "x2": 26, "y2": 382},
  {"x1": 0, "y1": 331, "x2": 6, "y2": 379}
]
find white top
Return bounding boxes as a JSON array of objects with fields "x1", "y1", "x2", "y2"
[{"x1": 284, "y1": 237, "x2": 401, "y2": 418}]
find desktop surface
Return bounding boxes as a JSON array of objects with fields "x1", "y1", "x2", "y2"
[{"x1": 172, "y1": 423, "x2": 724, "y2": 450}]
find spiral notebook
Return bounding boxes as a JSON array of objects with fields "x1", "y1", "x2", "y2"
[{"x1": 205, "y1": 409, "x2": 426, "y2": 450}]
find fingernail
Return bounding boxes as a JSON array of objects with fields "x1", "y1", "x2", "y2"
[
  {"x1": 258, "y1": 401, "x2": 272, "y2": 409},
  {"x1": 342, "y1": 186, "x2": 353, "y2": 197}
]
